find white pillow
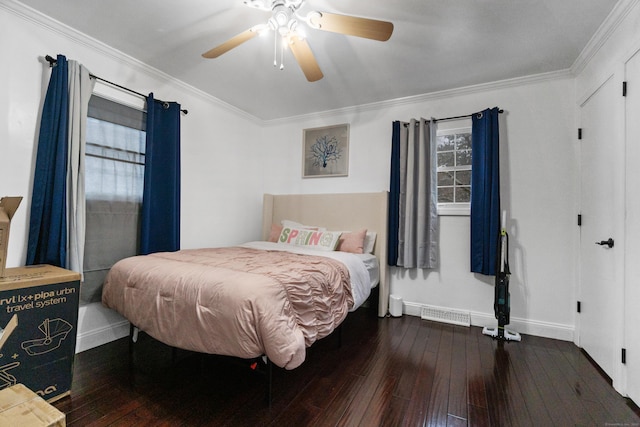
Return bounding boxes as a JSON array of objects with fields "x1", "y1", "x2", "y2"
[
  {"x1": 280, "y1": 220, "x2": 327, "y2": 231},
  {"x1": 363, "y1": 231, "x2": 377, "y2": 254},
  {"x1": 277, "y1": 227, "x2": 341, "y2": 251}
]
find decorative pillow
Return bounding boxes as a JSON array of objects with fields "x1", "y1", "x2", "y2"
[
  {"x1": 337, "y1": 229, "x2": 367, "y2": 254},
  {"x1": 280, "y1": 220, "x2": 326, "y2": 231},
  {"x1": 277, "y1": 227, "x2": 341, "y2": 251},
  {"x1": 363, "y1": 231, "x2": 377, "y2": 254},
  {"x1": 268, "y1": 223, "x2": 283, "y2": 243}
]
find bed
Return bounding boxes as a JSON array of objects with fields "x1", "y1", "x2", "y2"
[{"x1": 102, "y1": 192, "x2": 389, "y2": 370}]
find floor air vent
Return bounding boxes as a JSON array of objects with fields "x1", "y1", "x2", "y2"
[{"x1": 420, "y1": 305, "x2": 471, "y2": 327}]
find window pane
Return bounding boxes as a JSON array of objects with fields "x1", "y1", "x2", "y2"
[
  {"x1": 438, "y1": 152, "x2": 454, "y2": 167},
  {"x1": 456, "y1": 149, "x2": 472, "y2": 166},
  {"x1": 85, "y1": 119, "x2": 145, "y2": 202},
  {"x1": 456, "y1": 170, "x2": 471, "y2": 185},
  {"x1": 437, "y1": 127, "x2": 472, "y2": 212},
  {"x1": 455, "y1": 186, "x2": 471, "y2": 203},
  {"x1": 438, "y1": 171, "x2": 454, "y2": 186},
  {"x1": 437, "y1": 135, "x2": 454, "y2": 151},
  {"x1": 438, "y1": 187, "x2": 454, "y2": 203},
  {"x1": 456, "y1": 133, "x2": 471, "y2": 150}
]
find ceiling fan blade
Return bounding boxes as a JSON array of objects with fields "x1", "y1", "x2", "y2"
[
  {"x1": 288, "y1": 36, "x2": 323, "y2": 82},
  {"x1": 308, "y1": 12, "x2": 393, "y2": 41},
  {"x1": 202, "y1": 28, "x2": 260, "y2": 58}
]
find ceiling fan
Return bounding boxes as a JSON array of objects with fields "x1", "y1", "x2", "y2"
[{"x1": 202, "y1": 0, "x2": 394, "y2": 82}]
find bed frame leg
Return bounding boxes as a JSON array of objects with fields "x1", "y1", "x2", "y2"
[
  {"x1": 129, "y1": 324, "x2": 137, "y2": 354},
  {"x1": 128, "y1": 324, "x2": 137, "y2": 380}
]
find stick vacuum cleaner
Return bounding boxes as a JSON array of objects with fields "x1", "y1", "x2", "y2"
[{"x1": 482, "y1": 211, "x2": 521, "y2": 341}]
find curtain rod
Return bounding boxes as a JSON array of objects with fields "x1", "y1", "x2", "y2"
[
  {"x1": 435, "y1": 109, "x2": 503, "y2": 123},
  {"x1": 45, "y1": 55, "x2": 188, "y2": 115}
]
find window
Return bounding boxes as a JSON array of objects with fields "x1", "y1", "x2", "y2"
[
  {"x1": 436, "y1": 127, "x2": 471, "y2": 215},
  {"x1": 82, "y1": 95, "x2": 146, "y2": 304}
]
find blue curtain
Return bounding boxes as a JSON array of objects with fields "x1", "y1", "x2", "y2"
[
  {"x1": 140, "y1": 93, "x2": 181, "y2": 254},
  {"x1": 27, "y1": 55, "x2": 69, "y2": 267},
  {"x1": 387, "y1": 121, "x2": 401, "y2": 265},
  {"x1": 470, "y1": 107, "x2": 501, "y2": 275}
]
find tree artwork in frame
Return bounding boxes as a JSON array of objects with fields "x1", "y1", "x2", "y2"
[{"x1": 302, "y1": 124, "x2": 349, "y2": 178}]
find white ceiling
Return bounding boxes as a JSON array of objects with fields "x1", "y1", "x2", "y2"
[{"x1": 17, "y1": 0, "x2": 618, "y2": 121}]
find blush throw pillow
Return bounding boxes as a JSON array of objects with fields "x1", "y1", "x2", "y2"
[
  {"x1": 268, "y1": 223, "x2": 283, "y2": 242},
  {"x1": 337, "y1": 229, "x2": 367, "y2": 254}
]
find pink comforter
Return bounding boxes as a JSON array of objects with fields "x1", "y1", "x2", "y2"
[{"x1": 102, "y1": 246, "x2": 354, "y2": 369}]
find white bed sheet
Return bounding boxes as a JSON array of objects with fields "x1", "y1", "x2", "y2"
[
  {"x1": 356, "y1": 253, "x2": 380, "y2": 289},
  {"x1": 240, "y1": 241, "x2": 374, "y2": 310}
]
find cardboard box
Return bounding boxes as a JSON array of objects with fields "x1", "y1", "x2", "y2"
[
  {"x1": 0, "y1": 265, "x2": 80, "y2": 402},
  {"x1": 0, "y1": 197, "x2": 23, "y2": 278},
  {"x1": 0, "y1": 383, "x2": 65, "y2": 426}
]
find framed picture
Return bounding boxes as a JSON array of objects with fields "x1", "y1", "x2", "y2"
[{"x1": 302, "y1": 124, "x2": 349, "y2": 178}]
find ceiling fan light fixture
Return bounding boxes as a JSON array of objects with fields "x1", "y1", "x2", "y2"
[
  {"x1": 293, "y1": 27, "x2": 306, "y2": 40},
  {"x1": 275, "y1": 10, "x2": 288, "y2": 26}
]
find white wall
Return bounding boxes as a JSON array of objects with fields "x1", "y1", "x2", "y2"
[{"x1": 259, "y1": 75, "x2": 578, "y2": 340}]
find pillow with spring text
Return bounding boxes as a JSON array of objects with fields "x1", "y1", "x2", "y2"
[{"x1": 277, "y1": 227, "x2": 341, "y2": 251}]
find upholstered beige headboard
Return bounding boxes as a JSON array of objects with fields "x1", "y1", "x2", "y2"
[{"x1": 262, "y1": 192, "x2": 389, "y2": 317}]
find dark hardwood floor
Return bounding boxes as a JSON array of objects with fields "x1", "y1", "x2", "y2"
[{"x1": 54, "y1": 308, "x2": 640, "y2": 426}]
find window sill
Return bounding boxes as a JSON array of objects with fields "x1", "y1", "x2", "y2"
[{"x1": 437, "y1": 205, "x2": 470, "y2": 216}]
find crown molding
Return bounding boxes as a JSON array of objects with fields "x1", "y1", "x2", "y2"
[
  {"x1": 1, "y1": 0, "x2": 263, "y2": 124},
  {"x1": 571, "y1": 0, "x2": 640, "y2": 76},
  {"x1": 263, "y1": 69, "x2": 573, "y2": 126}
]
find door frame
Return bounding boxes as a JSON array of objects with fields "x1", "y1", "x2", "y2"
[
  {"x1": 623, "y1": 47, "x2": 640, "y2": 404},
  {"x1": 576, "y1": 67, "x2": 626, "y2": 393}
]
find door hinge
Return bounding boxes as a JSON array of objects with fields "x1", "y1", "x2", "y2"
[
  {"x1": 623, "y1": 81, "x2": 627, "y2": 97},
  {"x1": 622, "y1": 348, "x2": 627, "y2": 364},
  {"x1": 578, "y1": 128, "x2": 583, "y2": 140},
  {"x1": 577, "y1": 214, "x2": 582, "y2": 226},
  {"x1": 577, "y1": 301, "x2": 581, "y2": 313}
]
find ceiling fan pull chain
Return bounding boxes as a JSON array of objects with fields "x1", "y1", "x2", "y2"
[
  {"x1": 280, "y1": 36, "x2": 285, "y2": 70},
  {"x1": 273, "y1": 31, "x2": 278, "y2": 67}
]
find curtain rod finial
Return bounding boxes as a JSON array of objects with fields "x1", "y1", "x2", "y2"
[{"x1": 45, "y1": 55, "x2": 57, "y2": 67}]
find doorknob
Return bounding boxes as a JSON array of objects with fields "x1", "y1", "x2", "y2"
[{"x1": 595, "y1": 238, "x2": 614, "y2": 248}]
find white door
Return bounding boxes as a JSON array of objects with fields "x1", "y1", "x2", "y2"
[
  {"x1": 624, "y1": 50, "x2": 640, "y2": 404},
  {"x1": 579, "y1": 74, "x2": 624, "y2": 381}
]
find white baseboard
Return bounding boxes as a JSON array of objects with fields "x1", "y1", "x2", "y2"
[
  {"x1": 403, "y1": 301, "x2": 574, "y2": 342},
  {"x1": 73, "y1": 299, "x2": 575, "y2": 354},
  {"x1": 75, "y1": 303, "x2": 130, "y2": 353}
]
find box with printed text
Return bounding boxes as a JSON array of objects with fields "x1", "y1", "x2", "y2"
[{"x1": 0, "y1": 264, "x2": 80, "y2": 402}]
